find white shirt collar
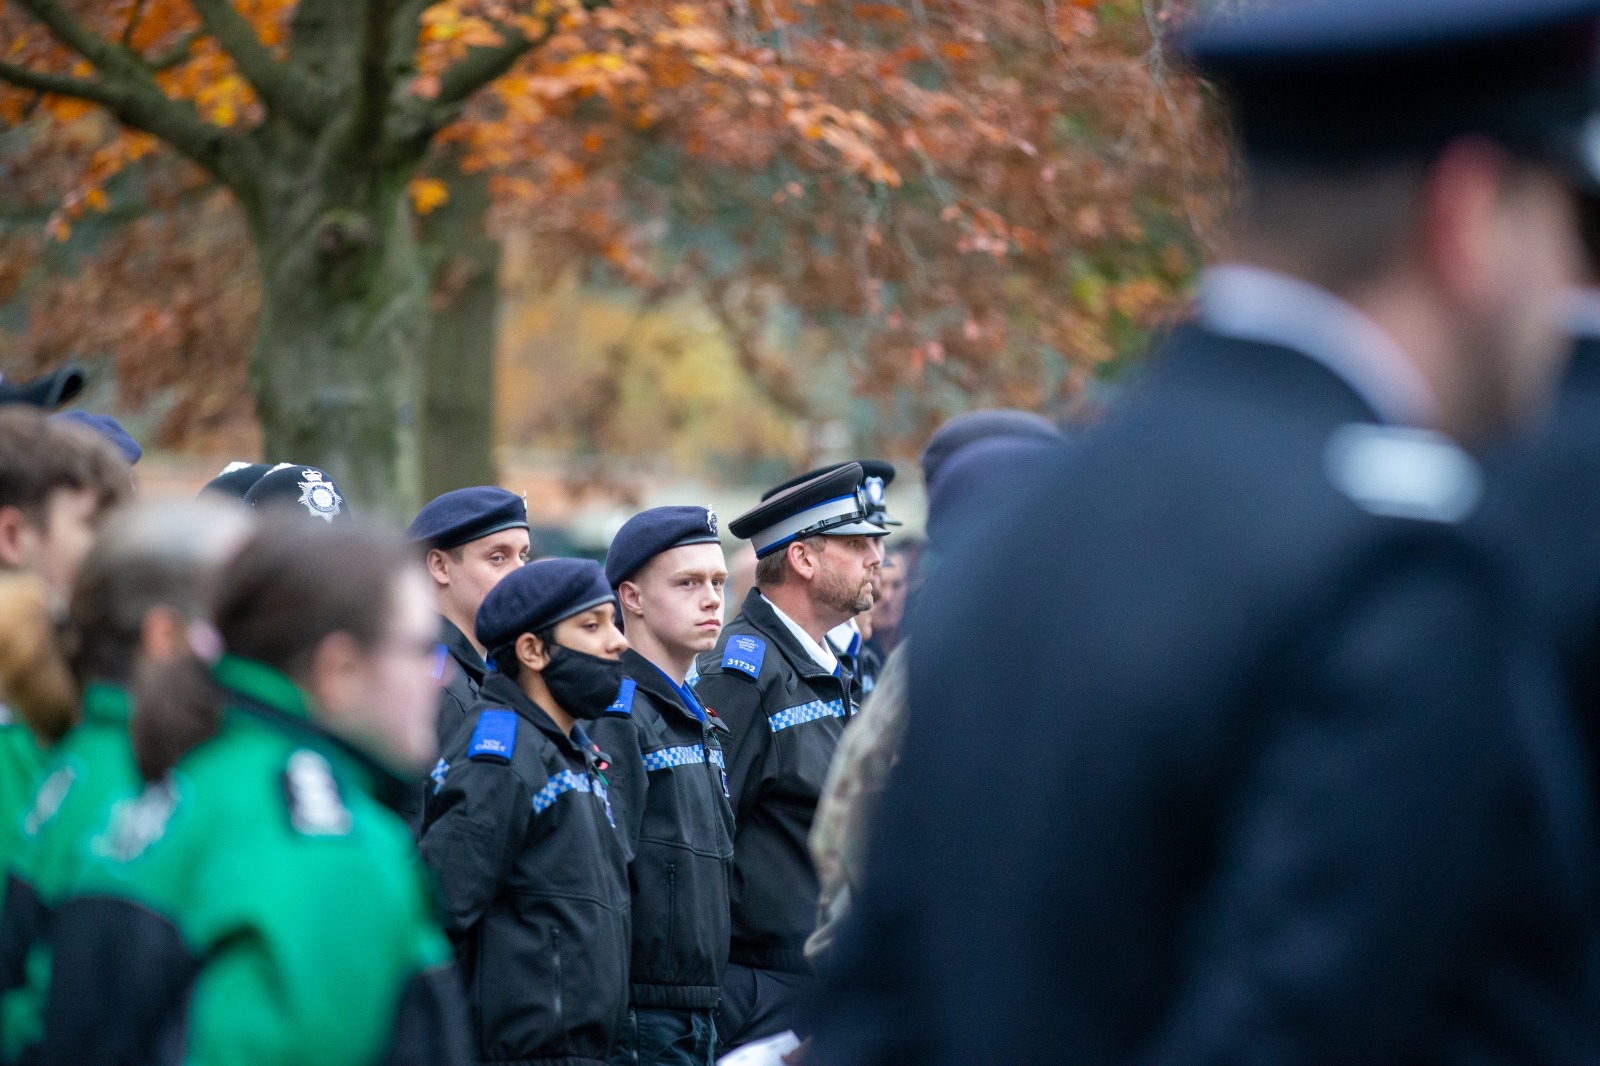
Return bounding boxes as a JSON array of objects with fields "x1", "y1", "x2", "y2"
[
  {"x1": 826, "y1": 618, "x2": 860, "y2": 657},
  {"x1": 1198, "y1": 264, "x2": 1438, "y2": 428},
  {"x1": 1567, "y1": 287, "x2": 1600, "y2": 339},
  {"x1": 761, "y1": 594, "x2": 838, "y2": 674}
]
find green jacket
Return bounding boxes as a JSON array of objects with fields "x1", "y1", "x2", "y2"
[
  {"x1": 0, "y1": 709, "x2": 47, "y2": 875},
  {"x1": 28, "y1": 656, "x2": 471, "y2": 1066},
  {"x1": 1, "y1": 683, "x2": 144, "y2": 1059}
]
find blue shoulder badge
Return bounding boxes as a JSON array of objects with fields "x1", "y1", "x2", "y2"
[
  {"x1": 722, "y1": 634, "x2": 766, "y2": 679},
  {"x1": 606, "y1": 678, "x2": 637, "y2": 716},
  {"x1": 468, "y1": 709, "x2": 518, "y2": 762}
]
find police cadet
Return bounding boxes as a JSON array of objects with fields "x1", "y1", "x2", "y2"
[
  {"x1": 812, "y1": 1, "x2": 1600, "y2": 1063},
  {"x1": 403, "y1": 487, "x2": 531, "y2": 827},
  {"x1": 242, "y1": 462, "x2": 349, "y2": 522},
  {"x1": 35, "y1": 519, "x2": 471, "y2": 1065},
  {"x1": 0, "y1": 499, "x2": 251, "y2": 1063},
  {"x1": 420, "y1": 558, "x2": 632, "y2": 1066},
  {"x1": 692, "y1": 463, "x2": 886, "y2": 1051},
  {"x1": 756, "y1": 461, "x2": 900, "y2": 693},
  {"x1": 594, "y1": 507, "x2": 736, "y2": 1066}
]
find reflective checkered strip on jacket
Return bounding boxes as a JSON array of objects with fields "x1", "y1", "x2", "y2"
[
  {"x1": 531, "y1": 769, "x2": 611, "y2": 820},
  {"x1": 769, "y1": 699, "x2": 846, "y2": 733}
]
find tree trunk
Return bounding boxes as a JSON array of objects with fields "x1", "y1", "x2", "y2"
[
  {"x1": 417, "y1": 162, "x2": 499, "y2": 498},
  {"x1": 248, "y1": 168, "x2": 428, "y2": 518}
]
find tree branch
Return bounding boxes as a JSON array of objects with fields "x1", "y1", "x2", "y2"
[
  {"x1": 433, "y1": 20, "x2": 536, "y2": 111},
  {"x1": 352, "y1": 0, "x2": 402, "y2": 158},
  {"x1": 186, "y1": 0, "x2": 325, "y2": 129},
  {"x1": 148, "y1": 29, "x2": 203, "y2": 71},
  {"x1": 120, "y1": 0, "x2": 149, "y2": 48}
]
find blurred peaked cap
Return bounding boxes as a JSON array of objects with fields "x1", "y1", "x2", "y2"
[
  {"x1": 605, "y1": 505, "x2": 723, "y2": 587},
  {"x1": 1180, "y1": 0, "x2": 1600, "y2": 188},
  {"x1": 407, "y1": 486, "x2": 529, "y2": 550},
  {"x1": 927, "y1": 434, "x2": 1062, "y2": 546},
  {"x1": 919, "y1": 409, "x2": 1062, "y2": 487},
  {"x1": 0, "y1": 364, "x2": 86, "y2": 410},
  {"x1": 760, "y1": 459, "x2": 901, "y2": 528},
  {"x1": 242, "y1": 464, "x2": 348, "y2": 523},
  {"x1": 476, "y1": 557, "x2": 614, "y2": 654},
  {"x1": 49, "y1": 412, "x2": 141, "y2": 465},
  {"x1": 731, "y1": 463, "x2": 885, "y2": 559},
  {"x1": 200, "y1": 462, "x2": 274, "y2": 501}
]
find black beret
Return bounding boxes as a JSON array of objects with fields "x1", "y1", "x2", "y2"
[
  {"x1": 200, "y1": 461, "x2": 274, "y2": 501},
  {"x1": 605, "y1": 505, "x2": 723, "y2": 586},
  {"x1": 50, "y1": 412, "x2": 141, "y2": 465},
  {"x1": 0, "y1": 364, "x2": 85, "y2": 410},
  {"x1": 406, "y1": 486, "x2": 529, "y2": 550},
  {"x1": 476, "y1": 557, "x2": 615, "y2": 656},
  {"x1": 730, "y1": 463, "x2": 885, "y2": 558},
  {"x1": 242, "y1": 464, "x2": 349, "y2": 523},
  {"x1": 1181, "y1": 0, "x2": 1600, "y2": 185},
  {"x1": 919, "y1": 410, "x2": 1061, "y2": 486},
  {"x1": 761, "y1": 460, "x2": 900, "y2": 528}
]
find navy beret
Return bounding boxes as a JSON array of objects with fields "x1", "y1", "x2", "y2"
[
  {"x1": 0, "y1": 365, "x2": 85, "y2": 410},
  {"x1": 730, "y1": 463, "x2": 886, "y2": 559},
  {"x1": 242, "y1": 464, "x2": 349, "y2": 523},
  {"x1": 476, "y1": 557, "x2": 615, "y2": 655},
  {"x1": 407, "y1": 486, "x2": 529, "y2": 550},
  {"x1": 199, "y1": 461, "x2": 274, "y2": 501},
  {"x1": 605, "y1": 505, "x2": 723, "y2": 586},
  {"x1": 920, "y1": 410, "x2": 1061, "y2": 487},
  {"x1": 50, "y1": 411, "x2": 141, "y2": 464}
]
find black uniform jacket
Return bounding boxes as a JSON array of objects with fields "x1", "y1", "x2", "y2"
[
  {"x1": 420, "y1": 672, "x2": 632, "y2": 1066},
  {"x1": 585, "y1": 650, "x2": 735, "y2": 1009},
  {"x1": 692, "y1": 590, "x2": 855, "y2": 975},
  {"x1": 401, "y1": 618, "x2": 487, "y2": 832},
  {"x1": 811, "y1": 325, "x2": 1600, "y2": 1066}
]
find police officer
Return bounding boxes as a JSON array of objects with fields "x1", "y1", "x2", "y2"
[
  {"x1": 242, "y1": 462, "x2": 349, "y2": 522},
  {"x1": 692, "y1": 464, "x2": 886, "y2": 1051},
  {"x1": 402, "y1": 487, "x2": 531, "y2": 828},
  {"x1": 420, "y1": 558, "x2": 633, "y2": 1066},
  {"x1": 757, "y1": 461, "x2": 900, "y2": 692},
  {"x1": 199, "y1": 460, "x2": 274, "y2": 500},
  {"x1": 811, "y1": 1, "x2": 1600, "y2": 1063},
  {"x1": 594, "y1": 507, "x2": 736, "y2": 1066}
]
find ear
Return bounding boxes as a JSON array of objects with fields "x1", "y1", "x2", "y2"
[
  {"x1": 516, "y1": 631, "x2": 552, "y2": 673},
  {"x1": 0, "y1": 506, "x2": 30, "y2": 569},
  {"x1": 139, "y1": 606, "x2": 188, "y2": 663},
  {"x1": 787, "y1": 538, "x2": 821, "y2": 582},
  {"x1": 424, "y1": 548, "x2": 452, "y2": 588},
  {"x1": 1421, "y1": 136, "x2": 1507, "y2": 305},
  {"x1": 617, "y1": 580, "x2": 645, "y2": 618},
  {"x1": 307, "y1": 631, "x2": 363, "y2": 711}
]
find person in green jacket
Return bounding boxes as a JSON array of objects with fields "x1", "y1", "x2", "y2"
[
  {"x1": 0, "y1": 408, "x2": 131, "y2": 871},
  {"x1": 35, "y1": 516, "x2": 472, "y2": 1066},
  {"x1": 0, "y1": 497, "x2": 252, "y2": 1063}
]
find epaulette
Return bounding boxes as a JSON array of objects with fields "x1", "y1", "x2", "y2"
[
  {"x1": 468, "y1": 709, "x2": 518, "y2": 763},
  {"x1": 721, "y1": 634, "x2": 766, "y2": 679},
  {"x1": 283, "y1": 749, "x2": 351, "y2": 836},
  {"x1": 1324, "y1": 423, "x2": 1482, "y2": 525},
  {"x1": 605, "y1": 678, "x2": 637, "y2": 716}
]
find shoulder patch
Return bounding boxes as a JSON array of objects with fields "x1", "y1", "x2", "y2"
[
  {"x1": 92, "y1": 780, "x2": 179, "y2": 862},
  {"x1": 605, "y1": 677, "x2": 637, "y2": 716},
  {"x1": 283, "y1": 749, "x2": 351, "y2": 836},
  {"x1": 1324, "y1": 423, "x2": 1481, "y2": 525},
  {"x1": 468, "y1": 709, "x2": 519, "y2": 762},
  {"x1": 721, "y1": 634, "x2": 766, "y2": 679},
  {"x1": 24, "y1": 764, "x2": 76, "y2": 837}
]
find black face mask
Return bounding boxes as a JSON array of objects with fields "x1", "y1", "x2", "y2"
[{"x1": 541, "y1": 644, "x2": 626, "y2": 719}]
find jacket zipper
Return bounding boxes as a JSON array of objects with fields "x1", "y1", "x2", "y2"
[
  {"x1": 552, "y1": 928, "x2": 563, "y2": 1025},
  {"x1": 667, "y1": 863, "x2": 678, "y2": 951}
]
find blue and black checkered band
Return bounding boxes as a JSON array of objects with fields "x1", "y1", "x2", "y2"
[{"x1": 750, "y1": 489, "x2": 870, "y2": 558}]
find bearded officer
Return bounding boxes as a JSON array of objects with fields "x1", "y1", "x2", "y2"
[
  {"x1": 812, "y1": 0, "x2": 1600, "y2": 1062},
  {"x1": 592, "y1": 506, "x2": 736, "y2": 1066},
  {"x1": 692, "y1": 464, "x2": 886, "y2": 1052}
]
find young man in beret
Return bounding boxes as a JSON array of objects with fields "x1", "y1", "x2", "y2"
[
  {"x1": 419, "y1": 558, "x2": 633, "y2": 1066},
  {"x1": 594, "y1": 506, "x2": 736, "y2": 1066}
]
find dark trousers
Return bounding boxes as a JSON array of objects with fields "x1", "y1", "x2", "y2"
[
  {"x1": 714, "y1": 963, "x2": 813, "y2": 1055},
  {"x1": 608, "y1": 1006, "x2": 716, "y2": 1066}
]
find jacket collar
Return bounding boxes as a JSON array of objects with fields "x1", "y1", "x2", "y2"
[
  {"x1": 622, "y1": 649, "x2": 706, "y2": 725},
  {"x1": 477, "y1": 671, "x2": 592, "y2": 761},
  {"x1": 439, "y1": 616, "x2": 487, "y2": 684},
  {"x1": 735, "y1": 588, "x2": 842, "y2": 683},
  {"x1": 80, "y1": 681, "x2": 131, "y2": 728},
  {"x1": 210, "y1": 654, "x2": 414, "y2": 809}
]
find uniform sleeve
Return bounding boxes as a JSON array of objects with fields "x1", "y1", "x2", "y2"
[
  {"x1": 586, "y1": 714, "x2": 649, "y2": 854},
  {"x1": 692, "y1": 672, "x2": 769, "y2": 826},
  {"x1": 1139, "y1": 549, "x2": 1547, "y2": 1065},
  {"x1": 418, "y1": 755, "x2": 532, "y2": 939}
]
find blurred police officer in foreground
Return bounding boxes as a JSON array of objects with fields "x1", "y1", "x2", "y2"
[
  {"x1": 692, "y1": 464, "x2": 886, "y2": 1052},
  {"x1": 811, "y1": 1, "x2": 1600, "y2": 1063},
  {"x1": 595, "y1": 507, "x2": 736, "y2": 1066},
  {"x1": 420, "y1": 558, "x2": 632, "y2": 1066},
  {"x1": 402, "y1": 487, "x2": 531, "y2": 827}
]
